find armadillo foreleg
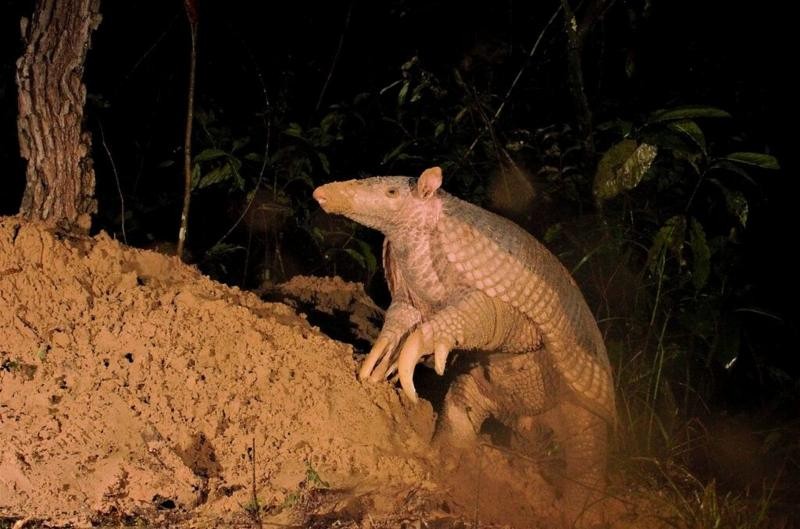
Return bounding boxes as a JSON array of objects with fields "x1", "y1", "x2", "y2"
[
  {"x1": 360, "y1": 301, "x2": 421, "y2": 381},
  {"x1": 390, "y1": 290, "x2": 539, "y2": 400}
]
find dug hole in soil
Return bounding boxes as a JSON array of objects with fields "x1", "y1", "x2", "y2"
[{"x1": 0, "y1": 217, "x2": 623, "y2": 528}]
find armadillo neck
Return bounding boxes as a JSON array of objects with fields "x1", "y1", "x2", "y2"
[{"x1": 386, "y1": 226, "x2": 448, "y2": 311}]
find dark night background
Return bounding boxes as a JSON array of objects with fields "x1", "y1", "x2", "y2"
[{"x1": 2, "y1": 0, "x2": 799, "y2": 519}]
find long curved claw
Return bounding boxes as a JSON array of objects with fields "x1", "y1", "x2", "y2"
[
  {"x1": 369, "y1": 345, "x2": 397, "y2": 382},
  {"x1": 359, "y1": 337, "x2": 391, "y2": 381},
  {"x1": 398, "y1": 329, "x2": 429, "y2": 402},
  {"x1": 434, "y1": 342, "x2": 451, "y2": 376}
]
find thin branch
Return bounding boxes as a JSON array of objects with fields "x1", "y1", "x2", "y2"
[
  {"x1": 123, "y1": 14, "x2": 179, "y2": 82},
  {"x1": 208, "y1": 26, "x2": 273, "y2": 251},
  {"x1": 176, "y1": 17, "x2": 197, "y2": 260},
  {"x1": 316, "y1": 1, "x2": 355, "y2": 112},
  {"x1": 248, "y1": 436, "x2": 263, "y2": 529},
  {"x1": 461, "y1": 4, "x2": 562, "y2": 162},
  {"x1": 561, "y1": 0, "x2": 596, "y2": 159},
  {"x1": 98, "y1": 122, "x2": 127, "y2": 244}
]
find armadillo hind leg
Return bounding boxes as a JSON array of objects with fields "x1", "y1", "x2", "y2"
[
  {"x1": 435, "y1": 364, "x2": 498, "y2": 450},
  {"x1": 540, "y1": 400, "x2": 608, "y2": 528}
]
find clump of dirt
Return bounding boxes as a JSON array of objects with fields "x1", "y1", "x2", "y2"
[
  {"x1": 0, "y1": 218, "x2": 645, "y2": 528},
  {"x1": 267, "y1": 275, "x2": 384, "y2": 351}
]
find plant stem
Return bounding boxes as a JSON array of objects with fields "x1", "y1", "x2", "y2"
[
  {"x1": 177, "y1": 15, "x2": 197, "y2": 260},
  {"x1": 560, "y1": 0, "x2": 595, "y2": 160}
]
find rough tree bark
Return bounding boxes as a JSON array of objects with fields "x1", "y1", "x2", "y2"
[{"x1": 16, "y1": 0, "x2": 102, "y2": 231}]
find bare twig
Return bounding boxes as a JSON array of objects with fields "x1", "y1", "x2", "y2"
[
  {"x1": 176, "y1": 2, "x2": 198, "y2": 260},
  {"x1": 316, "y1": 1, "x2": 355, "y2": 112},
  {"x1": 248, "y1": 436, "x2": 263, "y2": 529},
  {"x1": 561, "y1": 0, "x2": 596, "y2": 159},
  {"x1": 208, "y1": 27, "x2": 273, "y2": 252},
  {"x1": 461, "y1": 4, "x2": 562, "y2": 164},
  {"x1": 98, "y1": 122, "x2": 127, "y2": 244},
  {"x1": 123, "y1": 14, "x2": 179, "y2": 81}
]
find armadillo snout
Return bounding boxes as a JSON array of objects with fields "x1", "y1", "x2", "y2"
[
  {"x1": 313, "y1": 182, "x2": 359, "y2": 215},
  {"x1": 312, "y1": 185, "x2": 333, "y2": 212},
  {"x1": 312, "y1": 186, "x2": 327, "y2": 206}
]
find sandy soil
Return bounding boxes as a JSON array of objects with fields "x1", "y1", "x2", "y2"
[{"x1": 1, "y1": 217, "x2": 597, "y2": 528}]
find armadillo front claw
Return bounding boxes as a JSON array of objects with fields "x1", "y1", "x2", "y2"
[
  {"x1": 434, "y1": 342, "x2": 451, "y2": 376},
  {"x1": 397, "y1": 328, "x2": 428, "y2": 402},
  {"x1": 360, "y1": 336, "x2": 394, "y2": 381},
  {"x1": 368, "y1": 342, "x2": 399, "y2": 383}
]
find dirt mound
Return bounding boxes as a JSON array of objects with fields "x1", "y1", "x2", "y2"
[{"x1": 0, "y1": 218, "x2": 440, "y2": 526}]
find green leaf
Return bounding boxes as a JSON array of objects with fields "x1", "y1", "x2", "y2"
[
  {"x1": 381, "y1": 141, "x2": 411, "y2": 165},
  {"x1": 284, "y1": 172, "x2": 315, "y2": 190},
  {"x1": 194, "y1": 148, "x2": 228, "y2": 162},
  {"x1": 311, "y1": 226, "x2": 324, "y2": 243},
  {"x1": 229, "y1": 159, "x2": 245, "y2": 191},
  {"x1": 231, "y1": 136, "x2": 250, "y2": 153},
  {"x1": 543, "y1": 223, "x2": 562, "y2": 244},
  {"x1": 722, "y1": 152, "x2": 780, "y2": 170},
  {"x1": 434, "y1": 122, "x2": 446, "y2": 138},
  {"x1": 206, "y1": 242, "x2": 245, "y2": 257},
  {"x1": 648, "y1": 105, "x2": 732, "y2": 123},
  {"x1": 709, "y1": 179, "x2": 749, "y2": 226},
  {"x1": 305, "y1": 463, "x2": 329, "y2": 488},
  {"x1": 454, "y1": 106, "x2": 469, "y2": 124},
  {"x1": 708, "y1": 160, "x2": 755, "y2": 185},
  {"x1": 343, "y1": 248, "x2": 366, "y2": 269},
  {"x1": 689, "y1": 218, "x2": 710, "y2": 290},
  {"x1": 726, "y1": 191, "x2": 749, "y2": 227},
  {"x1": 647, "y1": 215, "x2": 687, "y2": 274},
  {"x1": 190, "y1": 163, "x2": 201, "y2": 189},
  {"x1": 317, "y1": 152, "x2": 331, "y2": 174},
  {"x1": 283, "y1": 122, "x2": 304, "y2": 139},
  {"x1": 625, "y1": 51, "x2": 635, "y2": 78},
  {"x1": 320, "y1": 112, "x2": 341, "y2": 135},
  {"x1": 641, "y1": 127, "x2": 697, "y2": 154},
  {"x1": 593, "y1": 140, "x2": 658, "y2": 200},
  {"x1": 667, "y1": 120, "x2": 706, "y2": 154},
  {"x1": 410, "y1": 79, "x2": 428, "y2": 103},
  {"x1": 401, "y1": 56, "x2": 418, "y2": 72},
  {"x1": 397, "y1": 81, "x2": 410, "y2": 106},
  {"x1": 197, "y1": 163, "x2": 234, "y2": 189},
  {"x1": 596, "y1": 119, "x2": 633, "y2": 136}
]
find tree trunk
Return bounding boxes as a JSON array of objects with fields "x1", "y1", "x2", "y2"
[{"x1": 16, "y1": 0, "x2": 102, "y2": 231}]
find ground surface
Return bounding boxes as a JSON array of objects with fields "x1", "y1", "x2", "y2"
[{"x1": 0, "y1": 218, "x2": 657, "y2": 528}]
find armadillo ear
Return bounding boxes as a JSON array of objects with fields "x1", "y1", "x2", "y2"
[{"x1": 416, "y1": 166, "x2": 443, "y2": 199}]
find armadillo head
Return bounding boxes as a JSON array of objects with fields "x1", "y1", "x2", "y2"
[{"x1": 312, "y1": 167, "x2": 444, "y2": 235}]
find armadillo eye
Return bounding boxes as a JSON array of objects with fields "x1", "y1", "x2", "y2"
[{"x1": 386, "y1": 188, "x2": 398, "y2": 197}]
